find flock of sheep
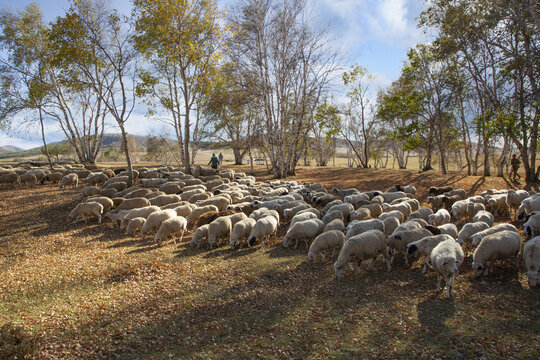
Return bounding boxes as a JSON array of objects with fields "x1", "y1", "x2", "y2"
[{"x1": 1, "y1": 163, "x2": 540, "y2": 298}]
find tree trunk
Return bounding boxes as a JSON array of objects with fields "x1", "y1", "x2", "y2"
[
  {"x1": 233, "y1": 147, "x2": 243, "y2": 165},
  {"x1": 119, "y1": 124, "x2": 134, "y2": 187},
  {"x1": 483, "y1": 140, "x2": 491, "y2": 176},
  {"x1": 39, "y1": 107, "x2": 53, "y2": 170}
]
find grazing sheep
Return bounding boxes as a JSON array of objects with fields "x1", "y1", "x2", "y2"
[
  {"x1": 149, "y1": 194, "x2": 182, "y2": 207},
  {"x1": 290, "y1": 211, "x2": 318, "y2": 227},
  {"x1": 386, "y1": 228, "x2": 432, "y2": 267},
  {"x1": 283, "y1": 203, "x2": 312, "y2": 221},
  {"x1": 121, "y1": 206, "x2": 161, "y2": 228},
  {"x1": 334, "y1": 230, "x2": 391, "y2": 277},
  {"x1": 430, "y1": 239, "x2": 464, "y2": 298},
  {"x1": 103, "y1": 212, "x2": 125, "y2": 228},
  {"x1": 378, "y1": 210, "x2": 405, "y2": 224},
  {"x1": 83, "y1": 172, "x2": 109, "y2": 186},
  {"x1": 247, "y1": 216, "x2": 279, "y2": 248},
  {"x1": 186, "y1": 205, "x2": 219, "y2": 228},
  {"x1": 230, "y1": 218, "x2": 257, "y2": 249},
  {"x1": 456, "y1": 221, "x2": 490, "y2": 245},
  {"x1": 345, "y1": 219, "x2": 385, "y2": 240},
  {"x1": 315, "y1": 194, "x2": 340, "y2": 208},
  {"x1": 158, "y1": 183, "x2": 183, "y2": 195},
  {"x1": 145, "y1": 190, "x2": 166, "y2": 199},
  {"x1": 327, "y1": 203, "x2": 355, "y2": 219},
  {"x1": 59, "y1": 173, "x2": 78, "y2": 189},
  {"x1": 409, "y1": 218, "x2": 428, "y2": 227},
  {"x1": 19, "y1": 174, "x2": 37, "y2": 187},
  {"x1": 424, "y1": 223, "x2": 458, "y2": 239},
  {"x1": 80, "y1": 186, "x2": 102, "y2": 200},
  {"x1": 505, "y1": 189, "x2": 530, "y2": 217},
  {"x1": 141, "y1": 209, "x2": 177, "y2": 239},
  {"x1": 427, "y1": 195, "x2": 445, "y2": 211},
  {"x1": 409, "y1": 208, "x2": 434, "y2": 222},
  {"x1": 320, "y1": 199, "x2": 343, "y2": 215},
  {"x1": 379, "y1": 191, "x2": 408, "y2": 203},
  {"x1": 154, "y1": 216, "x2": 187, "y2": 246},
  {"x1": 332, "y1": 187, "x2": 361, "y2": 199},
  {"x1": 517, "y1": 196, "x2": 540, "y2": 220},
  {"x1": 69, "y1": 202, "x2": 104, "y2": 224},
  {"x1": 473, "y1": 210, "x2": 494, "y2": 227},
  {"x1": 382, "y1": 216, "x2": 401, "y2": 236},
  {"x1": 40, "y1": 172, "x2": 63, "y2": 185},
  {"x1": 324, "y1": 219, "x2": 345, "y2": 232},
  {"x1": 125, "y1": 188, "x2": 153, "y2": 199},
  {"x1": 197, "y1": 196, "x2": 230, "y2": 212},
  {"x1": 171, "y1": 204, "x2": 194, "y2": 218},
  {"x1": 0, "y1": 173, "x2": 20, "y2": 188},
  {"x1": 308, "y1": 230, "x2": 345, "y2": 261},
  {"x1": 407, "y1": 234, "x2": 454, "y2": 274},
  {"x1": 471, "y1": 223, "x2": 519, "y2": 247},
  {"x1": 523, "y1": 236, "x2": 540, "y2": 287},
  {"x1": 486, "y1": 194, "x2": 510, "y2": 218},
  {"x1": 282, "y1": 219, "x2": 325, "y2": 248},
  {"x1": 115, "y1": 197, "x2": 152, "y2": 212},
  {"x1": 392, "y1": 198, "x2": 420, "y2": 212},
  {"x1": 467, "y1": 202, "x2": 486, "y2": 220},
  {"x1": 450, "y1": 200, "x2": 470, "y2": 221},
  {"x1": 322, "y1": 209, "x2": 345, "y2": 225},
  {"x1": 382, "y1": 202, "x2": 412, "y2": 219},
  {"x1": 84, "y1": 196, "x2": 114, "y2": 213},
  {"x1": 343, "y1": 193, "x2": 370, "y2": 207},
  {"x1": 428, "y1": 209, "x2": 451, "y2": 226},
  {"x1": 296, "y1": 207, "x2": 321, "y2": 219},
  {"x1": 191, "y1": 224, "x2": 210, "y2": 248},
  {"x1": 443, "y1": 188, "x2": 467, "y2": 199},
  {"x1": 442, "y1": 195, "x2": 462, "y2": 210},
  {"x1": 472, "y1": 230, "x2": 521, "y2": 277},
  {"x1": 359, "y1": 203, "x2": 383, "y2": 218},
  {"x1": 393, "y1": 221, "x2": 422, "y2": 234},
  {"x1": 524, "y1": 212, "x2": 540, "y2": 239},
  {"x1": 386, "y1": 185, "x2": 416, "y2": 195},
  {"x1": 428, "y1": 186, "x2": 453, "y2": 196},
  {"x1": 125, "y1": 217, "x2": 146, "y2": 236},
  {"x1": 369, "y1": 195, "x2": 384, "y2": 205}
]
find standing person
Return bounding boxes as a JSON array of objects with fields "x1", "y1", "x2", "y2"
[
  {"x1": 218, "y1": 152, "x2": 224, "y2": 167},
  {"x1": 208, "y1": 153, "x2": 219, "y2": 170},
  {"x1": 510, "y1": 154, "x2": 521, "y2": 181}
]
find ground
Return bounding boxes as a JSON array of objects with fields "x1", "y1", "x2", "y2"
[{"x1": 0, "y1": 166, "x2": 539, "y2": 359}]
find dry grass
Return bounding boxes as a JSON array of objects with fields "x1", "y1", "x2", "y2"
[{"x1": 0, "y1": 167, "x2": 539, "y2": 359}]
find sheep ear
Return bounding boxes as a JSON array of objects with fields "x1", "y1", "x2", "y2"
[{"x1": 395, "y1": 235, "x2": 401, "y2": 240}]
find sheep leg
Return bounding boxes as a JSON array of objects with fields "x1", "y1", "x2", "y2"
[
  {"x1": 436, "y1": 274, "x2": 442, "y2": 292},
  {"x1": 446, "y1": 273, "x2": 454, "y2": 298},
  {"x1": 366, "y1": 257, "x2": 376, "y2": 271},
  {"x1": 179, "y1": 230, "x2": 185, "y2": 243},
  {"x1": 96, "y1": 213, "x2": 102, "y2": 224},
  {"x1": 404, "y1": 253, "x2": 409, "y2": 267},
  {"x1": 421, "y1": 258, "x2": 429, "y2": 275},
  {"x1": 354, "y1": 260, "x2": 363, "y2": 275}
]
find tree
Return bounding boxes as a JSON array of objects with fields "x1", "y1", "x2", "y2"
[
  {"x1": 133, "y1": 0, "x2": 224, "y2": 174},
  {"x1": 41, "y1": 142, "x2": 73, "y2": 161}
]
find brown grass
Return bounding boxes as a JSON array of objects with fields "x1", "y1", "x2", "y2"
[{"x1": 0, "y1": 167, "x2": 539, "y2": 359}]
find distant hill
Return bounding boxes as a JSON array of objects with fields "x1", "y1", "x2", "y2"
[{"x1": 0, "y1": 145, "x2": 24, "y2": 154}]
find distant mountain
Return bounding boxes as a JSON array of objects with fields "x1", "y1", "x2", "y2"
[{"x1": 0, "y1": 145, "x2": 24, "y2": 154}]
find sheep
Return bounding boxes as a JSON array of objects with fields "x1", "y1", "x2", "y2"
[
  {"x1": 523, "y1": 212, "x2": 540, "y2": 239},
  {"x1": 249, "y1": 207, "x2": 272, "y2": 221},
  {"x1": 121, "y1": 206, "x2": 161, "y2": 228},
  {"x1": 430, "y1": 239, "x2": 464, "y2": 298},
  {"x1": 84, "y1": 196, "x2": 114, "y2": 213},
  {"x1": 247, "y1": 216, "x2": 279, "y2": 248},
  {"x1": 473, "y1": 210, "x2": 494, "y2": 227},
  {"x1": 141, "y1": 209, "x2": 177, "y2": 239},
  {"x1": 467, "y1": 195, "x2": 485, "y2": 204},
  {"x1": 523, "y1": 236, "x2": 540, "y2": 287},
  {"x1": 450, "y1": 200, "x2": 470, "y2": 221},
  {"x1": 343, "y1": 193, "x2": 370, "y2": 207},
  {"x1": 359, "y1": 203, "x2": 382, "y2": 218},
  {"x1": 145, "y1": 190, "x2": 166, "y2": 199},
  {"x1": 19, "y1": 174, "x2": 37, "y2": 187},
  {"x1": 506, "y1": 189, "x2": 529, "y2": 217},
  {"x1": 471, "y1": 223, "x2": 519, "y2": 247},
  {"x1": 517, "y1": 196, "x2": 540, "y2": 220},
  {"x1": 104, "y1": 176, "x2": 129, "y2": 187},
  {"x1": 185, "y1": 205, "x2": 219, "y2": 228},
  {"x1": 149, "y1": 194, "x2": 181, "y2": 207},
  {"x1": 308, "y1": 230, "x2": 345, "y2": 261},
  {"x1": 348, "y1": 208, "x2": 371, "y2": 222},
  {"x1": 189, "y1": 191, "x2": 213, "y2": 203},
  {"x1": 378, "y1": 210, "x2": 404, "y2": 223},
  {"x1": 296, "y1": 207, "x2": 321, "y2": 219},
  {"x1": 229, "y1": 218, "x2": 257, "y2": 249},
  {"x1": 68, "y1": 202, "x2": 104, "y2": 224},
  {"x1": 326, "y1": 203, "x2": 354, "y2": 218},
  {"x1": 382, "y1": 217, "x2": 401, "y2": 236},
  {"x1": 282, "y1": 219, "x2": 325, "y2": 249},
  {"x1": 83, "y1": 172, "x2": 109, "y2": 187},
  {"x1": 154, "y1": 216, "x2": 187, "y2": 246},
  {"x1": 40, "y1": 172, "x2": 63, "y2": 184},
  {"x1": 442, "y1": 195, "x2": 462, "y2": 210},
  {"x1": 334, "y1": 230, "x2": 391, "y2": 277},
  {"x1": 103, "y1": 212, "x2": 125, "y2": 228},
  {"x1": 378, "y1": 191, "x2": 408, "y2": 203},
  {"x1": 409, "y1": 218, "x2": 428, "y2": 227},
  {"x1": 290, "y1": 211, "x2": 318, "y2": 227},
  {"x1": 322, "y1": 209, "x2": 344, "y2": 225},
  {"x1": 197, "y1": 196, "x2": 230, "y2": 212},
  {"x1": 443, "y1": 188, "x2": 466, "y2": 199},
  {"x1": 125, "y1": 188, "x2": 153, "y2": 199},
  {"x1": 283, "y1": 203, "x2": 312, "y2": 221},
  {"x1": 324, "y1": 219, "x2": 345, "y2": 233},
  {"x1": 369, "y1": 195, "x2": 384, "y2": 205},
  {"x1": 125, "y1": 217, "x2": 146, "y2": 236},
  {"x1": 427, "y1": 195, "x2": 445, "y2": 211},
  {"x1": 456, "y1": 221, "x2": 490, "y2": 246},
  {"x1": 392, "y1": 198, "x2": 419, "y2": 212},
  {"x1": 424, "y1": 223, "x2": 458, "y2": 239},
  {"x1": 428, "y1": 209, "x2": 451, "y2": 226},
  {"x1": 115, "y1": 197, "x2": 152, "y2": 212},
  {"x1": 428, "y1": 186, "x2": 453, "y2": 196},
  {"x1": 467, "y1": 202, "x2": 486, "y2": 220},
  {"x1": 0, "y1": 173, "x2": 21, "y2": 188},
  {"x1": 486, "y1": 194, "x2": 510, "y2": 218},
  {"x1": 59, "y1": 173, "x2": 78, "y2": 189},
  {"x1": 80, "y1": 186, "x2": 102, "y2": 200},
  {"x1": 332, "y1": 187, "x2": 360, "y2": 199},
  {"x1": 386, "y1": 185, "x2": 416, "y2": 195},
  {"x1": 345, "y1": 219, "x2": 385, "y2": 240},
  {"x1": 314, "y1": 193, "x2": 339, "y2": 207},
  {"x1": 407, "y1": 234, "x2": 454, "y2": 274},
  {"x1": 393, "y1": 221, "x2": 422, "y2": 234},
  {"x1": 408, "y1": 208, "x2": 433, "y2": 223},
  {"x1": 382, "y1": 202, "x2": 411, "y2": 219},
  {"x1": 472, "y1": 230, "x2": 521, "y2": 277},
  {"x1": 386, "y1": 228, "x2": 433, "y2": 267},
  {"x1": 191, "y1": 224, "x2": 210, "y2": 248},
  {"x1": 158, "y1": 183, "x2": 183, "y2": 195},
  {"x1": 171, "y1": 204, "x2": 194, "y2": 218}
]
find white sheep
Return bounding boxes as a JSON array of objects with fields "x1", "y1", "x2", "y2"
[
  {"x1": 249, "y1": 207, "x2": 272, "y2": 221},
  {"x1": 386, "y1": 228, "x2": 432, "y2": 266},
  {"x1": 359, "y1": 203, "x2": 382, "y2": 218},
  {"x1": 430, "y1": 239, "x2": 464, "y2": 298},
  {"x1": 379, "y1": 191, "x2": 408, "y2": 203},
  {"x1": 524, "y1": 212, "x2": 540, "y2": 239},
  {"x1": 450, "y1": 200, "x2": 469, "y2": 221},
  {"x1": 324, "y1": 219, "x2": 345, "y2": 232},
  {"x1": 327, "y1": 203, "x2": 355, "y2": 219},
  {"x1": 443, "y1": 188, "x2": 466, "y2": 199},
  {"x1": 343, "y1": 193, "x2": 370, "y2": 207},
  {"x1": 505, "y1": 189, "x2": 530, "y2": 217},
  {"x1": 424, "y1": 223, "x2": 458, "y2": 239},
  {"x1": 334, "y1": 230, "x2": 391, "y2": 277},
  {"x1": 59, "y1": 173, "x2": 78, "y2": 189},
  {"x1": 296, "y1": 207, "x2": 321, "y2": 219},
  {"x1": 347, "y1": 207, "x2": 371, "y2": 222},
  {"x1": 121, "y1": 206, "x2": 161, "y2": 228},
  {"x1": 392, "y1": 221, "x2": 422, "y2": 235},
  {"x1": 207, "y1": 216, "x2": 233, "y2": 248},
  {"x1": 196, "y1": 196, "x2": 230, "y2": 211},
  {"x1": 125, "y1": 217, "x2": 146, "y2": 236},
  {"x1": 322, "y1": 209, "x2": 344, "y2": 225},
  {"x1": 290, "y1": 211, "x2": 318, "y2": 227},
  {"x1": 517, "y1": 196, "x2": 540, "y2": 220},
  {"x1": 345, "y1": 219, "x2": 385, "y2": 240},
  {"x1": 154, "y1": 216, "x2": 187, "y2": 246},
  {"x1": 456, "y1": 221, "x2": 490, "y2": 245},
  {"x1": 382, "y1": 216, "x2": 401, "y2": 237},
  {"x1": 308, "y1": 230, "x2": 345, "y2": 261},
  {"x1": 149, "y1": 194, "x2": 182, "y2": 207},
  {"x1": 409, "y1": 207, "x2": 434, "y2": 222},
  {"x1": 84, "y1": 196, "x2": 114, "y2": 213},
  {"x1": 523, "y1": 236, "x2": 540, "y2": 287},
  {"x1": 407, "y1": 234, "x2": 454, "y2": 274},
  {"x1": 282, "y1": 219, "x2": 325, "y2": 248},
  {"x1": 230, "y1": 218, "x2": 257, "y2": 249},
  {"x1": 69, "y1": 202, "x2": 103, "y2": 224},
  {"x1": 190, "y1": 224, "x2": 210, "y2": 248},
  {"x1": 186, "y1": 205, "x2": 219, "y2": 228},
  {"x1": 248, "y1": 216, "x2": 279, "y2": 248},
  {"x1": 382, "y1": 202, "x2": 412, "y2": 219},
  {"x1": 409, "y1": 218, "x2": 428, "y2": 227},
  {"x1": 378, "y1": 210, "x2": 404, "y2": 223},
  {"x1": 428, "y1": 209, "x2": 451, "y2": 226},
  {"x1": 471, "y1": 223, "x2": 518, "y2": 247},
  {"x1": 116, "y1": 197, "x2": 152, "y2": 212},
  {"x1": 467, "y1": 202, "x2": 486, "y2": 220},
  {"x1": 283, "y1": 203, "x2": 311, "y2": 221},
  {"x1": 473, "y1": 210, "x2": 494, "y2": 227},
  {"x1": 386, "y1": 185, "x2": 417, "y2": 195},
  {"x1": 141, "y1": 209, "x2": 177, "y2": 239},
  {"x1": 472, "y1": 230, "x2": 521, "y2": 277},
  {"x1": 486, "y1": 194, "x2": 510, "y2": 218},
  {"x1": 427, "y1": 195, "x2": 445, "y2": 211}
]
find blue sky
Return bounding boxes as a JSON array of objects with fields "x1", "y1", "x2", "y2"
[{"x1": 0, "y1": 0, "x2": 427, "y2": 149}]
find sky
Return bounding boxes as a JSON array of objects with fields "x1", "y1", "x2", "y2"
[{"x1": 0, "y1": 0, "x2": 427, "y2": 149}]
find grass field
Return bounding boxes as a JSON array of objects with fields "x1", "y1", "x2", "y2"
[{"x1": 0, "y1": 166, "x2": 539, "y2": 359}]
